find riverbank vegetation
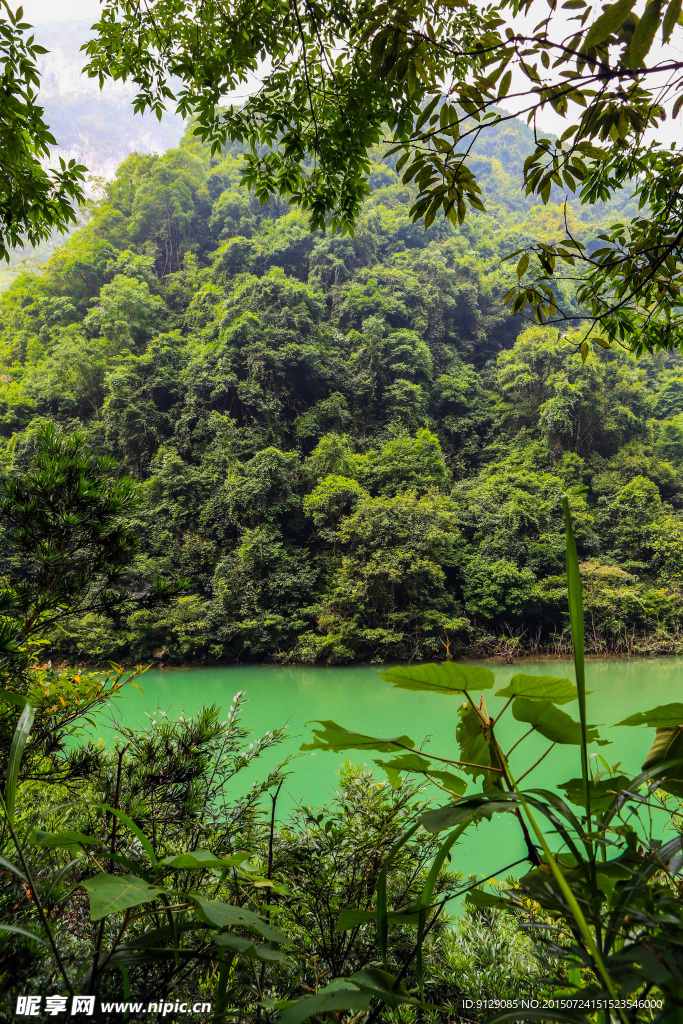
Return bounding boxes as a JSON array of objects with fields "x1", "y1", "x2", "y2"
[
  {"x1": 0, "y1": 122, "x2": 681, "y2": 664},
  {"x1": 1, "y1": 433, "x2": 681, "y2": 1022}
]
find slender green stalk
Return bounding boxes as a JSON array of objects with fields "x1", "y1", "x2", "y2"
[
  {"x1": 561, "y1": 497, "x2": 592, "y2": 834},
  {"x1": 498, "y1": 751, "x2": 627, "y2": 1024},
  {"x1": 562, "y1": 495, "x2": 601, "y2": 947}
]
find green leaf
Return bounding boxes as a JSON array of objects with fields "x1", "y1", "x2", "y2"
[
  {"x1": 642, "y1": 726, "x2": 683, "y2": 794},
  {"x1": 377, "y1": 823, "x2": 420, "y2": 967},
  {"x1": 456, "y1": 703, "x2": 501, "y2": 782},
  {"x1": 30, "y1": 829, "x2": 104, "y2": 852},
  {"x1": 496, "y1": 674, "x2": 579, "y2": 704},
  {"x1": 420, "y1": 795, "x2": 519, "y2": 833},
  {"x1": 466, "y1": 887, "x2": 512, "y2": 911},
  {"x1": 375, "y1": 752, "x2": 431, "y2": 786},
  {"x1": 274, "y1": 970, "x2": 425, "y2": 1024},
  {"x1": 214, "y1": 932, "x2": 288, "y2": 962},
  {"x1": 0, "y1": 854, "x2": 27, "y2": 883},
  {"x1": 0, "y1": 689, "x2": 28, "y2": 709},
  {"x1": 420, "y1": 769, "x2": 467, "y2": 794},
  {"x1": 380, "y1": 662, "x2": 494, "y2": 695},
  {"x1": 584, "y1": 0, "x2": 636, "y2": 45},
  {"x1": 512, "y1": 698, "x2": 607, "y2": 745},
  {"x1": 486, "y1": 1010, "x2": 592, "y2": 1024},
  {"x1": 616, "y1": 704, "x2": 683, "y2": 728},
  {"x1": 335, "y1": 906, "x2": 425, "y2": 933},
  {"x1": 416, "y1": 94, "x2": 440, "y2": 132},
  {"x1": 0, "y1": 924, "x2": 49, "y2": 948},
  {"x1": 558, "y1": 775, "x2": 631, "y2": 810},
  {"x1": 301, "y1": 721, "x2": 414, "y2": 754},
  {"x1": 335, "y1": 909, "x2": 376, "y2": 931},
  {"x1": 352, "y1": 968, "x2": 429, "y2": 1009},
  {"x1": 662, "y1": 0, "x2": 682, "y2": 40},
  {"x1": 628, "y1": 0, "x2": 663, "y2": 65},
  {"x1": 82, "y1": 874, "x2": 165, "y2": 921},
  {"x1": 159, "y1": 850, "x2": 251, "y2": 871},
  {"x1": 5, "y1": 702, "x2": 34, "y2": 825},
  {"x1": 188, "y1": 895, "x2": 285, "y2": 942},
  {"x1": 374, "y1": 753, "x2": 466, "y2": 794},
  {"x1": 94, "y1": 804, "x2": 156, "y2": 865},
  {"x1": 274, "y1": 979, "x2": 373, "y2": 1024}
]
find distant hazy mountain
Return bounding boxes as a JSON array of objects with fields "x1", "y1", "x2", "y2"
[
  {"x1": 0, "y1": 18, "x2": 184, "y2": 288},
  {"x1": 36, "y1": 19, "x2": 183, "y2": 180}
]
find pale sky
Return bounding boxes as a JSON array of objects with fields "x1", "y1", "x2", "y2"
[{"x1": 22, "y1": 0, "x2": 101, "y2": 22}]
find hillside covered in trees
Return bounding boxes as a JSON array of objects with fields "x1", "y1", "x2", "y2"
[{"x1": 0, "y1": 123, "x2": 680, "y2": 665}]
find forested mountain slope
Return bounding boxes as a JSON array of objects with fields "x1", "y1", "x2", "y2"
[{"x1": 0, "y1": 124, "x2": 680, "y2": 664}]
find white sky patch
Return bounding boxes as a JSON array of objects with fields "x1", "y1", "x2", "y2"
[{"x1": 21, "y1": 0, "x2": 101, "y2": 22}]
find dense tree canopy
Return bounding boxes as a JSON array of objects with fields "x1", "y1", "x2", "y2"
[
  {"x1": 0, "y1": 126, "x2": 680, "y2": 664},
  {"x1": 81, "y1": 0, "x2": 683, "y2": 352}
]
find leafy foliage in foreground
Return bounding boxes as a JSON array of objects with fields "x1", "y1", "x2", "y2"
[
  {"x1": 2, "y1": 484, "x2": 682, "y2": 1022},
  {"x1": 287, "y1": 503, "x2": 683, "y2": 1023},
  {"x1": 1, "y1": 129, "x2": 682, "y2": 664}
]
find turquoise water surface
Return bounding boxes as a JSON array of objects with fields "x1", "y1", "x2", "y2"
[{"x1": 97, "y1": 657, "x2": 683, "y2": 883}]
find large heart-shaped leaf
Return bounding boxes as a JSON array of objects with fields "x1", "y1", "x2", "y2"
[
  {"x1": 82, "y1": 874, "x2": 165, "y2": 921},
  {"x1": 512, "y1": 698, "x2": 607, "y2": 745},
  {"x1": 616, "y1": 704, "x2": 683, "y2": 728},
  {"x1": 374, "y1": 753, "x2": 467, "y2": 795},
  {"x1": 30, "y1": 829, "x2": 104, "y2": 852},
  {"x1": 496, "y1": 674, "x2": 578, "y2": 704},
  {"x1": 379, "y1": 662, "x2": 494, "y2": 695},
  {"x1": 188, "y1": 895, "x2": 285, "y2": 942},
  {"x1": 641, "y1": 725, "x2": 683, "y2": 795},
  {"x1": 301, "y1": 721, "x2": 414, "y2": 754},
  {"x1": 160, "y1": 850, "x2": 250, "y2": 871},
  {"x1": 559, "y1": 775, "x2": 631, "y2": 811},
  {"x1": 214, "y1": 933, "x2": 288, "y2": 963},
  {"x1": 420, "y1": 795, "x2": 519, "y2": 833}
]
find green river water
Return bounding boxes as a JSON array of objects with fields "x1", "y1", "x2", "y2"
[{"x1": 100, "y1": 657, "x2": 683, "y2": 887}]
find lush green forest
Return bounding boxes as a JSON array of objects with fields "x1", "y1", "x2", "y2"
[{"x1": 0, "y1": 120, "x2": 679, "y2": 665}]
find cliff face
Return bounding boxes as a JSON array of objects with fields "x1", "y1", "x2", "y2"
[
  {"x1": 35, "y1": 19, "x2": 183, "y2": 180},
  {"x1": 0, "y1": 17, "x2": 184, "y2": 287}
]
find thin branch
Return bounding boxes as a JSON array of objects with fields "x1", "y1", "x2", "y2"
[{"x1": 516, "y1": 743, "x2": 556, "y2": 785}]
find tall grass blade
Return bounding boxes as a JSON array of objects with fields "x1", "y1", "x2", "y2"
[
  {"x1": 5, "y1": 702, "x2": 34, "y2": 826},
  {"x1": 562, "y1": 496, "x2": 600, "y2": 948},
  {"x1": 561, "y1": 497, "x2": 592, "y2": 833}
]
